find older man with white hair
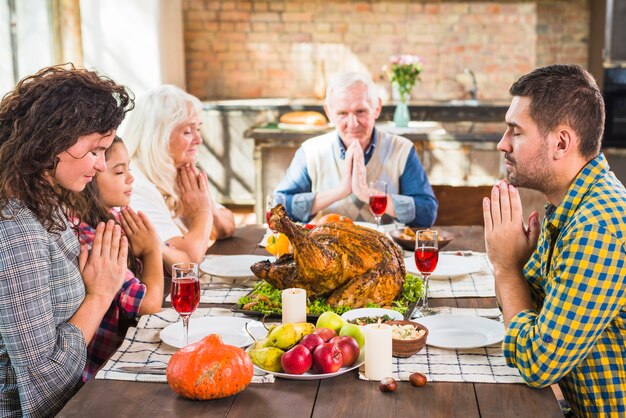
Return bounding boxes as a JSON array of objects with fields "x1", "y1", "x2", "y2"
[{"x1": 276, "y1": 72, "x2": 437, "y2": 226}]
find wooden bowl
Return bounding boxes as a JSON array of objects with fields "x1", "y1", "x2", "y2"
[
  {"x1": 386, "y1": 320, "x2": 429, "y2": 358},
  {"x1": 389, "y1": 228, "x2": 454, "y2": 251}
]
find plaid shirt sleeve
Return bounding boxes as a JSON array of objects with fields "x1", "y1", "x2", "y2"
[
  {"x1": 503, "y1": 222, "x2": 626, "y2": 387},
  {"x1": 0, "y1": 213, "x2": 86, "y2": 417},
  {"x1": 116, "y1": 270, "x2": 146, "y2": 317}
]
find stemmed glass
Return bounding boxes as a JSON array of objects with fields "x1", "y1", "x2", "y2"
[
  {"x1": 170, "y1": 262, "x2": 200, "y2": 346},
  {"x1": 266, "y1": 193, "x2": 286, "y2": 256},
  {"x1": 368, "y1": 180, "x2": 388, "y2": 231},
  {"x1": 414, "y1": 230, "x2": 439, "y2": 316}
]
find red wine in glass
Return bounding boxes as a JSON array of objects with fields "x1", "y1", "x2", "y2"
[
  {"x1": 171, "y1": 277, "x2": 200, "y2": 315},
  {"x1": 171, "y1": 262, "x2": 200, "y2": 346},
  {"x1": 368, "y1": 180, "x2": 388, "y2": 231},
  {"x1": 369, "y1": 194, "x2": 387, "y2": 216},
  {"x1": 414, "y1": 230, "x2": 439, "y2": 316},
  {"x1": 414, "y1": 247, "x2": 439, "y2": 274}
]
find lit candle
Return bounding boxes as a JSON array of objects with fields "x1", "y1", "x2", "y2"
[
  {"x1": 364, "y1": 323, "x2": 392, "y2": 380},
  {"x1": 281, "y1": 288, "x2": 307, "y2": 323}
]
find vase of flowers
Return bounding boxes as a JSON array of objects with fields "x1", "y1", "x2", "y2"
[{"x1": 384, "y1": 55, "x2": 424, "y2": 127}]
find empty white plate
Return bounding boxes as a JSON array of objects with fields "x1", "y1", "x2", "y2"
[
  {"x1": 405, "y1": 254, "x2": 484, "y2": 279},
  {"x1": 414, "y1": 314, "x2": 504, "y2": 349},
  {"x1": 160, "y1": 316, "x2": 267, "y2": 349},
  {"x1": 200, "y1": 255, "x2": 275, "y2": 279}
]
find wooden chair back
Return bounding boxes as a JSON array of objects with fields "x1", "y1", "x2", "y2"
[{"x1": 432, "y1": 185, "x2": 491, "y2": 226}]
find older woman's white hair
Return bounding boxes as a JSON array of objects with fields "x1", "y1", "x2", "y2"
[
  {"x1": 324, "y1": 72, "x2": 380, "y2": 111},
  {"x1": 123, "y1": 84, "x2": 203, "y2": 213}
]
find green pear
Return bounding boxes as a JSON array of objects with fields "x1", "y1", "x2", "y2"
[
  {"x1": 248, "y1": 347, "x2": 285, "y2": 372},
  {"x1": 292, "y1": 322, "x2": 315, "y2": 340},
  {"x1": 267, "y1": 323, "x2": 301, "y2": 350}
]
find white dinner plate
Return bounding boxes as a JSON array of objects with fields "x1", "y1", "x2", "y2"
[
  {"x1": 353, "y1": 221, "x2": 396, "y2": 233},
  {"x1": 341, "y1": 308, "x2": 403, "y2": 323},
  {"x1": 160, "y1": 317, "x2": 267, "y2": 349},
  {"x1": 405, "y1": 254, "x2": 484, "y2": 279},
  {"x1": 413, "y1": 314, "x2": 504, "y2": 349},
  {"x1": 252, "y1": 351, "x2": 365, "y2": 380},
  {"x1": 199, "y1": 255, "x2": 275, "y2": 279}
]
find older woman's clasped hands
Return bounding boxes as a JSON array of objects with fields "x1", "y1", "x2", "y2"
[{"x1": 177, "y1": 164, "x2": 215, "y2": 226}]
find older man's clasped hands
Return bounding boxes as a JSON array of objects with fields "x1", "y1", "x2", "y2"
[{"x1": 337, "y1": 140, "x2": 371, "y2": 203}]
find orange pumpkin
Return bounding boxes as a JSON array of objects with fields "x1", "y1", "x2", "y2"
[
  {"x1": 318, "y1": 213, "x2": 353, "y2": 224},
  {"x1": 166, "y1": 334, "x2": 253, "y2": 400}
]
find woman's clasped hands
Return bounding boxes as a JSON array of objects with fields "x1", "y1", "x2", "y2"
[{"x1": 79, "y1": 220, "x2": 128, "y2": 303}]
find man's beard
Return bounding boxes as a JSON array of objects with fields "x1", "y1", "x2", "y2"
[{"x1": 505, "y1": 153, "x2": 555, "y2": 194}]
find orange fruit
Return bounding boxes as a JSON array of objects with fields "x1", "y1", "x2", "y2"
[{"x1": 318, "y1": 213, "x2": 353, "y2": 224}]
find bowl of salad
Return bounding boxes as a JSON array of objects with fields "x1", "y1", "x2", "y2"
[{"x1": 341, "y1": 308, "x2": 404, "y2": 325}]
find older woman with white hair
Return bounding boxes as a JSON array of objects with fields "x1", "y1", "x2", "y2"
[{"x1": 123, "y1": 85, "x2": 235, "y2": 268}]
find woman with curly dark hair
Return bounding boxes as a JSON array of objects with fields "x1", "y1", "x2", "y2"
[{"x1": 0, "y1": 64, "x2": 134, "y2": 417}]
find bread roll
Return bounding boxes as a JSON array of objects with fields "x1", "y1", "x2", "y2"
[{"x1": 279, "y1": 111, "x2": 327, "y2": 126}]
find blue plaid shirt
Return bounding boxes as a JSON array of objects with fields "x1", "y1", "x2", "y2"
[{"x1": 503, "y1": 154, "x2": 626, "y2": 417}]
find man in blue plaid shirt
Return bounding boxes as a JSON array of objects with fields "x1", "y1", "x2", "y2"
[{"x1": 483, "y1": 64, "x2": 625, "y2": 417}]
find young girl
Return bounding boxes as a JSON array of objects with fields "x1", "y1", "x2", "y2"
[
  {"x1": 71, "y1": 136, "x2": 164, "y2": 380},
  {"x1": 0, "y1": 65, "x2": 132, "y2": 416}
]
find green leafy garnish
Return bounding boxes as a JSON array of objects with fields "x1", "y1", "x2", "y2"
[{"x1": 238, "y1": 273, "x2": 425, "y2": 317}]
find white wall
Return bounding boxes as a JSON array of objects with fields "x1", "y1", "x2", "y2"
[
  {"x1": 80, "y1": 0, "x2": 185, "y2": 101},
  {"x1": 0, "y1": 0, "x2": 54, "y2": 95}
]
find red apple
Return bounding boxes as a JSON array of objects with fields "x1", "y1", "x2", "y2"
[
  {"x1": 299, "y1": 333, "x2": 325, "y2": 353},
  {"x1": 281, "y1": 345, "x2": 312, "y2": 375},
  {"x1": 312, "y1": 342, "x2": 342, "y2": 374},
  {"x1": 329, "y1": 335, "x2": 360, "y2": 367},
  {"x1": 313, "y1": 327, "x2": 337, "y2": 342}
]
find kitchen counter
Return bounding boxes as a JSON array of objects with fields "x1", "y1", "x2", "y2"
[
  {"x1": 244, "y1": 122, "x2": 510, "y2": 221},
  {"x1": 204, "y1": 99, "x2": 509, "y2": 122},
  {"x1": 247, "y1": 121, "x2": 505, "y2": 144}
]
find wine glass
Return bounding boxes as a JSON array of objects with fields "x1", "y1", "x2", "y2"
[
  {"x1": 266, "y1": 193, "x2": 286, "y2": 256},
  {"x1": 170, "y1": 262, "x2": 200, "y2": 346},
  {"x1": 368, "y1": 180, "x2": 388, "y2": 231},
  {"x1": 414, "y1": 230, "x2": 439, "y2": 316}
]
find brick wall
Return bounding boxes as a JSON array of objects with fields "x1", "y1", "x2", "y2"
[{"x1": 183, "y1": 0, "x2": 589, "y2": 101}]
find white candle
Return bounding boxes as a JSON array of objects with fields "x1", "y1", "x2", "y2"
[
  {"x1": 364, "y1": 323, "x2": 392, "y2": 380},
  {"x1": 281, "y1": 288, "x2": 307, "y2": 323}
]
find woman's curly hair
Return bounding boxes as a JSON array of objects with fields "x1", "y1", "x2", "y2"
[{"x1": 0, "y1": 63, "x2": 134, "y2": 232}]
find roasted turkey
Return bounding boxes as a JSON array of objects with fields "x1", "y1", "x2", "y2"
[{"x1": 251, "y1": 205, "x2": 405, "y2": 308}]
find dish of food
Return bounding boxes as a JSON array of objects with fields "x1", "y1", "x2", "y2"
[
  {"x1": 341, "y1": 308, "x2": 404, "y2": 324},
  {"x1": 279, "y1": 111, "x2": 327, "y2": 126},
  {"x1": 252, "y1": 351, "x2": 365, "y2": 380},
  {"x1": 413, "y1": 314, "x2": 504, "y2": 349},
  {"x1": 236, "y1": 274, "x2": 422, "y2": 319},
  {"x1": 389, "y1": 227, "x2": 454, "y2": 251},
  {"x1": 386, "y1": 319, "x2": 429, "y2": 357},
  {"x1": 254, "y1": 205, "x2": 406, "y2": 309},
  {"x1": 160, "y1": 317, "x2": 267, "y2": 349},
  {"x1": 277, "y1": 123, "x2": 330, "y2": 132}
]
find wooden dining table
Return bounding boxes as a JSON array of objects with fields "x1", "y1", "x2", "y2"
[{"x1": 59, "y1": 225, "x2": 563, "y2": 418}]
